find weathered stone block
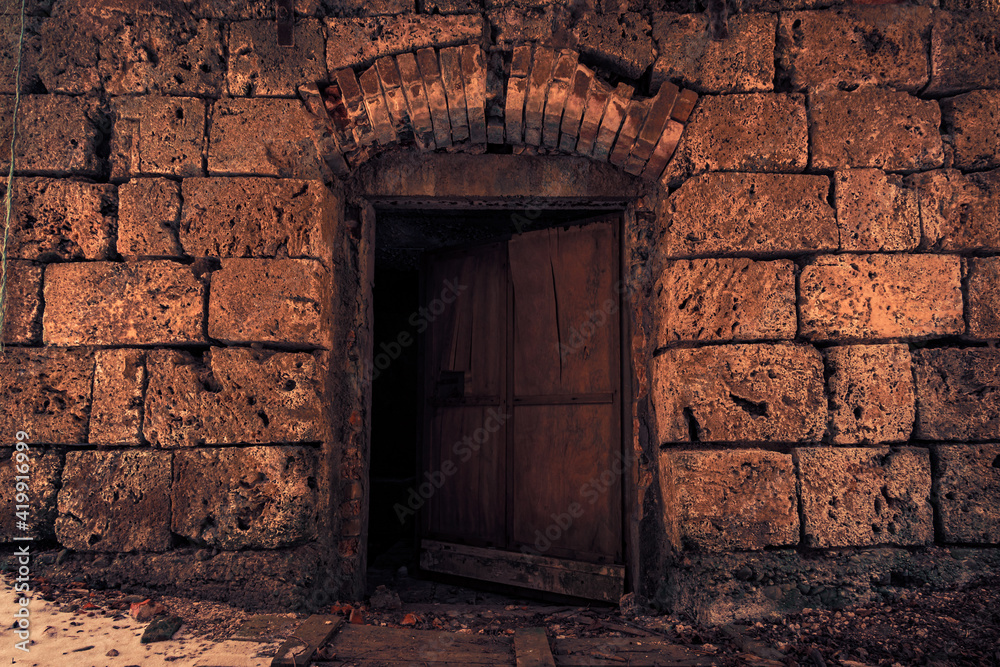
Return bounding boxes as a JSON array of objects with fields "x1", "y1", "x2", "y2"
[
  {"x1": 664, "y1": 449, "x2": 799, "y2": 551},
  {"x1": 227, "y1": 19, "x2": 328, "y2": 96},
  {"x1": 967, "y1": 257, "x2": 1000, "y2": 340},
  {"x1": 117, "y1": 178, "x2": 184, "y2": 259},
  {"x1": 1, "y1": 261, "x2": 42, "y2": 344},
  {"x1": 143, "y1": 348, "x2": 326, "y2": 447},
  {"x1": 180, "y1": 177, "x2": 337, "y2": 260},
  {"x1": 914, "y1": 348, "x2": 1000, "y2": 441},
  {"x1": 834, "y1": 169, "x2": 920, "y2": 252},
  {"x1": 324, "y1": 0, "x2": 412, "y2": 15},
  {"x1": 652, "y1": 12, "x2": 775, "y2": 93},
  {"x1": 208, "y1": 98, "x2": 325, "y2": 178},
  {"x1": 0, "y1": 15, "x2": 101, "y2": 95},
  {"x1": 799, "y1": 254, "x2": 962, "y2": 341},
  {"x1": 935, "y1": 444, "x2": 1000, "y2": 545},
  {"x1": 776, "y1": 7, "x2": 931, "y2": 92},
  {"x1": 654, "y1": 258, "x2": 796, "y2": 343},
  {"x1": 0, "y1": 449, "x2": 61, "y2": 541},
  {"x1": 56, "y1": 450, "x2": 171, "y2": 552},
  {"x1": 208, "y1": 259, "x2": 332, "y2": 348},
  {"x1": 110, "y1": 96, "x2": 206, "y2": 180},
  {"x1": 942, "y1": 90, "x2": 1000, "y2": 171},
  {"x1": 798, "y1": 447, "x2": 933, "y2": 548},
  {"x1": 926, "y1": 11, "x2": 1000, "y2": 96},
  {"x1": 810, "y1": 89, "x2": 943, "y2": 172},
  {"x1": 912, "y1": 169, "x2": 1000, "y2": 252},
  {"x1": 172, "y1": 446, "x2": 319, "y2": 549},
  {"x1": 825, "y1": 344, "x2": 914, "y2": 445},
  {"x1": 0, "y1": 95, "x2": 104, "y2": 176},
  {"x1": 0, "y1": 348, "x2": 93, "y2": 444},
  {"x1": 325, "y1": 14, "x2": 483, "y2": 70},
  {"x1": 576, "y1": 11, "x2": 654, "y2": 80},
  {"x1": 181, "y1": 0, "x2": 328, "y2": 19},
  {"x1": 89, "y1": 349, "x2": 145, "y2": 445},
  {"x1": 43, "y1": 261, "x2": 206, "y2": 346},
  {"x1": 489, "y1": 5, "x2": 562, "y2": 47},
  {"x1": 658, "y1": 173, "x2": 836, "y2": 257},
  {"x1": 661, "y1": 94, "x2": 807, "y2": 184},
  {"x1": 652, "y1": 344, "x2": 826, "y2": 444}
]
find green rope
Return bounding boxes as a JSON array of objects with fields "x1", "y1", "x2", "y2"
[{"x1": 0, "y1": 0, "x2": 27, "y2": 353}]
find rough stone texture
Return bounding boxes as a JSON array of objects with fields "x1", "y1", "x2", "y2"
[
  {"x1": 834, "y1": 169, "x2": 920, "y2": 252},
  {"x1": 117, "y1": 178, "x2": 184, "y2": 259},
  {"x1": 967, "y1": 257, "x2": 1000, "y2": 340},
  {"x1": 0, "y1": 449, "x2": 61, "y2": 541},
  {"x1": 0, "y1": 95, "x2": 104, "y2": 176},
  {"x1": 825, "y1": 344, "x2": 914, "y2": 445},
  {"x1": 325, "y1": 15, "x2": 484, "y2": 70},
  {"x1": 942, "y1": 90, "x2": 1000, "y2": 171},
  {"x1": 654, "y1": 258, "x2": 796, "y2": 343},
  {"x1": 0, "y1": 348, "x2": 92, "y2": 445},
  {"x1": 575, "y1": 11, "x2": 655, "y2": 80},
  {"x1": 935, "y1": 444, "x2": 1000, "y2": 545},
  {"x1": 89, "y1": 349, "x2": 145, "y2": 445},
  {"x1": 914, "y1": 348, "x2": 1000, "y2": 441},
  {"x1": 664, "y1": 449, "x2": 799, "y2": 551},
  {"x1": 926, "y1": 11, "x2": 1000, "y2": 95},
  {"x1": 799, "y1": 254, "x2": 963, "y2": 341},
  {"x1": 810, "y1": 89, "x2": 943, "y2": 172},
  {"x1": 0, "y1": 15, "x2": 101, "y2": 95},
  {"x1": 43, "y1": 261, "x2": 206, "y2": 346},
  {"x1": 110, "y1": 96, "x2": 206, "y2": 180},
  {"x1": 208, "y1": 98, "x2": 326, "y2": 178},
  {"x1": 651, "y1": 12, "x2": 775, "y2": 93},
  {"x1": 489, "y1": 5, "x2": 567, "y2": 47},
  {"x1": 172, "y1": 446, "x2": 320, "y2": 549},
  {"x1": 658, "y1": 173, "x2": 836, "y2": 257},
  {"x1": 912, "y1": 169, "x2": 1000, "y2": 253},
  {"x1": 652, "y1": 344, "x2": 826, "y2": 444},
  {"x1": 797, "y1": 447, "x2": 934, "y2": 548},
  {"x1": 179, "y1": 178, "x2": 337, "y2": 260},
  {"x1": 776, "y1": 7, "x2": 931, "y2": 92},
  {"x1": 143, "y1": 347, "x2": 326, "y2": 447},
  {"x1": 227, "y1": 19, "x2": 328, "y2": 96},
  {"x1": 660, "y1": 94, "x2": 807, "y2": 184},
  {"x1": 208, "y1": 259, "x2": 333, "y2": 349},
  {"x1": 1, "y1": 261, "x2": 43, "y2": 344},
  {"x1": 98, "y1": 15, "x2": 225, "y2": 96},
  {"x1": 56, "y1": 450, "x2": 172, "y2": 552}
]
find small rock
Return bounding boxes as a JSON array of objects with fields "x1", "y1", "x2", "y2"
[
  {"x1": 370, "y1": 585, "x2": 401, "y2": 611},
  {"x1": 140, "y1": 615, "x2": 183, "y2": 644},
  {"x1": 349, "y1": 608, "x2": 365, "y2": 625},
  {"x1": 106, "y1": 649, "x2": 119, "y2": 657},
  {"x1": 619, "y1": 592, "x2": 638, "y2": 618},
  {"x1": 400, "y1": 613, "x2": 419, "y2": 626},
  {"x1": 56, "y1": 549, "x2": 70, "y2": 565},
  {"x1": 130, "y1": 599, "x2": 167, "y2": 622},
  {"x1": 735, "y1": 566, "x2": 754, "y2": 581}
]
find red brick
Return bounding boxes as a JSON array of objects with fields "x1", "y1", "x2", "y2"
[
  {"x1": 523, "y1": 47, "x2": 556, "y2": 146},
  {"x1": 298, "y1": 81, "x2": 350, "y2": 177},
  {"x1": 118, "y1": 178, "x2": 183, "y2": 259},
  {"x1": 89, "y1": 349, "x2": 144, "y2": 446},
  {"x1": 0, "y1": 96, "x2": 103, "y2": 177},
  {"x1": 670, "y1": 89, "x2": 698, "y2": 123},
  {"x1": 1, "y1": 261, "x2": 42, "y2": 345},
  {"x1": 505, "y1": 75, "x2": 528, "y2": 145},
  {"x1": 967, "y1": 257, "x2": 1000, "y2": 340},
  {"x1": 356, "y1": 68, "x2": 394, "y2": 146},
  {"x1": 510, "y1": 43, "x2": 532, "y2": 78},
  {"x1": 439, "y1": 46, "x2": 470, "y2": 143},
  {"x1": 227, "y1": 18, "x2": 327, "y2": 96},
  {"x1": 641, "y1": 120, "x2": 683, "y2": 182},
  {"x1": 335, "y1": 68, "x2": 377, "y2": 152},
  {"x1": 460, "y1": 44, "x2": 487, "y2": 144},
  {"x1": 542, "y1": 50, "x2": 578, "y2": 149},
  {"x1": 397, "y1": 52, "x2": 436, "y2": 150},
  {"x1": 558, "y1": 65, "x2": 592, "y2": 152},
  {"x1": 325, "y1": 14, "x2": 483, "y2": 71},
  {"x1": 609, "y1": 97, "x2": 648, "y2": 168},
  {"x1": 417, "y1": 48, "x2": 452, "y2": 148},
  {"x1": 577, "y1": 77, "x2": 612, "y2": 154},
  {"x1": 592, "y1": 83, "x2": 633, "y2": 162},
  {"x1": 631, "y1": 83, "x2": 678, "y2": 165},
  {"x1": 375, "y1": 57, "x2": 416, "y2": 146},
  {"x1": 0, "y1": 348, "x2": 93, "y2": 445}
]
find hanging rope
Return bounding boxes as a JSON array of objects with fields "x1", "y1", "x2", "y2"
[{"x1": 0, "y1": 0, "x2": 27, "y2": 353}]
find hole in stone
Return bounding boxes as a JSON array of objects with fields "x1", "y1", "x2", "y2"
[
  {"x1": 992, "y1": 454, "x2": 1000, "y2": 468},
  {"x1": 88, "y1": 534, "x2": 102, "y2": 546}
]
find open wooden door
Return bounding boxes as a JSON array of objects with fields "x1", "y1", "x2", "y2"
[{"x1": 419, "y1": 216, "x2": 624, "y2": 602}]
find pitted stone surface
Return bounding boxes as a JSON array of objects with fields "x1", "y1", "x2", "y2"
[
  {"x1": 143, "y1": 348, "x2": 326, "y2": 447},
  {"x1": 798, "y1": 447, "x2": 933, "y2": 548},
  {"x1": 834, "y1": 169, "x2": 920, "y2": 252},
  {"x1": 665, "y1": 449, "x2": 799, "y2": 551},
  {"x1": 172, "y1": 446, "x2": 319, "y2": 549},
  {"x1": 2, "y1": 261, "x2": 42, "y2": 344},
  {"x1": 935, "y1": 444, "x2": 1000, "y2": 545},
  {"x1": 110, "y1": 97, "x2": 206, "y2": 180},
  {"x1": 915, "y1": 348, "x2": 1000, "y2": 441},
  {"x1": 117, "y1": 178, "x2": 184, "y2": 259},
  {"x1": 967, "y1": 257, "x2": 1000, "y2": 340},
  {"x1": 0, "y1": 15, "x2": 100, "y2": 94},
  {"x1": 654, "y1": 258, "x2": 796, "y2": 343},
  {"x1": 912, "y1": 169, "x2": 1000, "y2": 252},
  {"x1": 56, "y1": 450, "x2": 172, "y2": 552},
  {"x1": 825, "y1": 344, "x2": 914, "y2": 445},
  {"x1": 942, "y1": 91, "x2": 1000, "y2": 171},
  {"x1": 227, "y1": 19, "x2": 328, "y2": 96},
  {"x1": 652, "y1": 344, "x2": 826, "y2": 444},
  {"x1": 0, "y1": 348, "x2": 93, "y2": 445},
  {"x1": 575, "y1": 11, "x2": 655, "y2": 80},
  {"x1": 799, "y1": 254, "x2": 962, "y2": 341},
  {"x1": 0, "y1": 95, "x2": 104, "y2": 176},
  {"x1": 926, "y1": 11, "x2": 1000, "y2": 95},
  {"x1": 325, "y1": 14, "x2": 483, "y2": 70},
  {"x1": 89, "y1": 349, "x2": 145, "y2": 446},
  {"x1": 0, "y1": 449, "x2": 61, "y2": 541}
]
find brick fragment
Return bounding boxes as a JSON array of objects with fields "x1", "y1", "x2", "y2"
[
  {"x1": 558, "y1": 65, "x2": 592, "y2": 152},
  {"x1": 592, "y1": 83, "x2": 633, "y2": 162},
  {"x1": 966, "y1": 257, "x2": 1000, "y2": 340},
  {"x1": 825, "y1": 344, "x2": 914, "y2": 444},
  {"x1": 542, "y1": 51, "x2": 577, "y2": 149},
  {"x1": 914, "y1": 348, "x2": 1000, "y2": 441},
  {"x1": 670, "y1": 89, "x2": 698, "y2": 122},
  {"x1": 0, "y1": 449, "x2": 60, "y2": 541},
  {"x1": 325, "y1": 14, "x2": 483, "y2": 71},
  {"x1": 835, "y1": 169, "x2": 920, "y2": 252},
  {"x1": 0, "y1": 348, "x2": 93, "y2": 444},
  {"x1": 523, "y1": 47, "x2": 556, "y2": 147},
  {"x1": 1, "y1": 261, "x2": 42, "y2": 344},
  {"x1": 89, "y1": 349, "x2": 145, "y2": 446},
  {"x1": 460, "y1": 44, "x2": 487, "y2": 143},
  {"x1": 397, "y1": 53, "x2": 436, "y2": 150},
  {"x1": 359, "y1": 67, "x2": 396, "y2": 146},
  {"x1": 439, "y1": 46, "x2": 470, "y2": 143},
  {"x1": 417, "y1": 48, "x2": 452, "y2": 148},
  {"x1": 911, "y1": 169, "x2": 1000, "y2": 253},
  {"x1": 926, "y1": 11, "x2": 1000, "y2": 95},
  {"x1": 111, "y1": 97, "x2": 206, "y2": 180},
  {"x1": 935, "y1": 444, "x2": 1000, "y2": 545},
  {"x1": 118, "y1": 179, "x2": 183, "y2": 259},
  {"x1": 227, "y1": 19, "x2": 327, "y2": 96},
  {"x1": 576, "y1": 11, "x2": 655, "y2": 80},
  {"x1": 942, "y1": 90, "x2": 1000, "y2": 171},
  {"x1": 0, "y1": 95, "x2": 103, "y2": 177},
  {"x1": 575, "y1": 79, "x2": 611, "y2": 156}
]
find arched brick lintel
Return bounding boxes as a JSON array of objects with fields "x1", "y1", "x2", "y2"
[{"x1": 299, "y1": 43, "x2": 698, "y2": 186}]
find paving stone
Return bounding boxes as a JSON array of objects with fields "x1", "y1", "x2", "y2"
[
  {"x1": 800, "y1": 253, "x2": 962, "y2": 341},
  {"x1": 776, "y1": 6, "x2": 931, "y2": 92},
  {"x1": 935, "y1": 444, "x2": 1000, "y2": 545},
  {"x1": 325, "y1": 14, "x2": 483, "y2": 71},
  {"x1": 110, "y1": 96, "x2": 206, "y2": 180},
  {"x1": 172, "y1": 446, "x2": 319, "y2": 549},
  {"x1": 1, "y1": 261, "x2": 42, "y2": 345},
  {"x1": 0, "y1": 448, "x2": 60, "y2": 541},
  {"x1": 89, "y1": 349, "x2": 145, "y2": 446},
  {"x1": 208, "y1": 259, "x2": 333, "y2": 349},
  {"x1": 911, "y1": 168, "x2": 1000, "y2": 252},
  {"x1": 0, "y1": 95, "x2": 104, "y2": 177},
  {"x1": 652, "y1": 343, "x2": 826, "y2": 444},
  {"x1": 652, "y1": 12, "x2": 775, "y2": 93},
  {"x1": 0, "y1": 348, "x2": 93, "y2": 445},
  {"x1": 227, "y1": 19, "x2": 327, "y2": 96},
  {"x1": 834, "y1": 169, "x2": 920, "y2": 252},
  {"x1": 576, "y1": 11, "x2": 655, "y2": 80},
  {"x1": 56, "y1": 450, "x2": 172, "y2": 552},
  {"x1": 654, "y1": 258, "x2": 796, "y2": 343},
  {"x1": 664, "y1": 449, "x2": 799, "y2": 551},
  {"x1": 825, "y1": 344, "x2": 914, "y2": 445},
  {"x1": 942, "y1": 90, "x2": 1000, "y2": 171},
  {"x1": 810, "y1": 88, "x2": 943, "y2": 172},
  {"x1": 966, "y1": 257, "x2": 1000, "y2": 340},
  {"x1": 914, "y1": 348, "x2": 1000, "y2": 441},
  {"x1": 798, "y1": 447, "x2": 933, "y2": 548},
  {"x1": 143, "y1": 347, "x2": 326, "y2": 447},
  {"x1": 117, "y1": 178, "x2": 184, "y2": 259},
  {"x1": 43, "y1": 261, "x2": 206, "y2": 346},
  {"x1": 658, "y1": 172, "x2": 836, "y2": 257},
  {"x1": 926, "y1": 11, "x2": 1000, "y2": 95}
]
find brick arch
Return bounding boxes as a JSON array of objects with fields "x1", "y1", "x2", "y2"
[{"x1": 299, "y1": 43, "x2": 698, "y2": 184}]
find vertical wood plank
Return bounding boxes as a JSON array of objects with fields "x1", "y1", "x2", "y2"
[{"x1": 514, "y1": 628, "x2": 556, "y2": 667}]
